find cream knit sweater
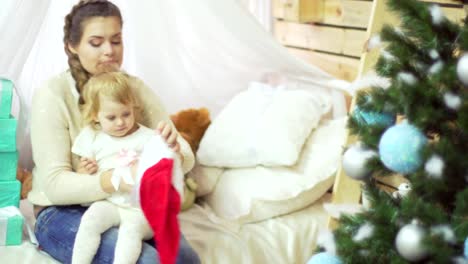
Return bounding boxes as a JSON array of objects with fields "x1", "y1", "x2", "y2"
[{"x1": 28, "y1": 71, "x2": 194, "y2": 206}]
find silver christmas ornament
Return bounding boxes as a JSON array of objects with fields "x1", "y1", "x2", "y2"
[
  {"x1": 342, "y1": 144, "x2": 378, "y2": 180},
  {"x1": 457, "y1": 54, "x2": 468, "y2": 85},
  {"x1": 395, "y1": 221, "x2": 428, "y2": 262}
]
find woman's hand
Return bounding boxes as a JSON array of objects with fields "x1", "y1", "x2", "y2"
[
  {"x1": 156, "y1": 121, "x2": 182, "y2": 156},
  {"x1": 78, "y1": 157, "x2": 98, "y2": 174}
]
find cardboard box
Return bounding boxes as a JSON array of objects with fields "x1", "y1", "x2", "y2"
[
  {"x1": 0, "y1": 151, "x2": 18, "y2": 182},
  {"x1": 0, "y1": 79, "x2": 13, "y2": 119},
  {"x1": 0, "y1": 181, "x2": 20, "y2": 208},
  {"x1": 0, "y1": 206, "x2": 24, "y2": 246},
  {"x1": 0, "y1": 117, "x2": 16, "y2": 152}
]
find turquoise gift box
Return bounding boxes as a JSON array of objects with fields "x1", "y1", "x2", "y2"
[
  {"x1": 0, "y1": 79, "x2": 13, "y2": 119},
  {"x1": 0, "y1": 116, "x2": 16, "y2": 152},
  {"x1": 0, "y1": 180, "x2": 20, "y2": 208},
  {"x1": 0, "y1": 151, "x2": 18, "y2": 182},
  {"x1": 0, "y1": 206, "x2": 24, "y2": 246}
]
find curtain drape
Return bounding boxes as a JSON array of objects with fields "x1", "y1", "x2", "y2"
[
  {"x1": 0, "y1": 0, "x2": 350, "y2": 170},
  {"x1": 238, "y1": 0, "x2": 272, "y2": 31}
]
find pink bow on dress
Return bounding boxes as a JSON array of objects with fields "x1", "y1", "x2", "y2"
[
  {"x1": 111, "y1": 149, "x2": 139, "y2": 191},
  {"x1": 116, "y1": 149, "x2": 139, "y2": 167}
]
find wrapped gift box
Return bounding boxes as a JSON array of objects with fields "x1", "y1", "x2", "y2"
[
  {"x1": 0, "y1": 79, "x2": 13, "y2": 119},
  {"x1": 0, "y1": 180, "x2": 20, "y2": 208},
  {"x1": 0, "y1": 116, "x2": 16, "y2": 152},
  {"x1": 0, "y1": 151, "x2": 18, "y2": 182},
  {"x1": 0, "y1": 206, "x2": 24, "y2": 246}
]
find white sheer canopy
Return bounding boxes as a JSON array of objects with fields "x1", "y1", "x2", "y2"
[{"x1": 0, "y1": 0, "x2": 350, "y2": 170}]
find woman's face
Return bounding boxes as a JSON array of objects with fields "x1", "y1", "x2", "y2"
[{"x1": 69, "y1": 16, "x2": 123, "y2": 75}]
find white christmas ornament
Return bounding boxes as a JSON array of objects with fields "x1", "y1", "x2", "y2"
[
  {"x1": 444, "y1": 92, "x2": 462, "y2": 110},
  {"x1": 394, "y1": 27, "x2": 405, "y2": 36},
  {"x1": 429, "y1": 5, "x2": 444, "y2": 25},
  {"x1": 415, "y1": 62, "x2": 426, "y2": 72},
  {"x1": 429, "y1": 61, "x2": 443, "y2": 74},
  {"x1": 456, "y1": 54, "x2": 468, "y2": 85},
  {"x1": 392, "y1": 183, "x2": 412, "y2": 199},
  {"x1": 397, "y1": 72, "x2": 418, "y2": 85},
  {"x1": 382, "y1": 50, "x2": 396, "y2": 61},
  {"x1": 429, "y1": 49, "x2": 440, "y2": 59},
  {"x1": 367, "y1": 34, "x2": 382, "y2": 51},
  {"x1": 431, "y1": 225, "x2": 456, "y2": 244},
  {"x1": 342, "y1": 144, "x2": 378, "y2": 180},
  {"x1": 353, "y1": 222, "x2": 375, "y2": 242},
  {"x1": 424, "y1": 154, "x2": 445, "y2": 179},
  {"x1": 395, "y1": 221, "x2": 428, "y2": 262}
]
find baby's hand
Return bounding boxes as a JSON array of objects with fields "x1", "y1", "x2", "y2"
[{"x1": 78, "y1": 157, "x2": 98, "y2": 174}]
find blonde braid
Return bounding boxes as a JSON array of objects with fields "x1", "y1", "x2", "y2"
[{"x1": 63, "y1": 0, "x2": 122, "y2": 105}]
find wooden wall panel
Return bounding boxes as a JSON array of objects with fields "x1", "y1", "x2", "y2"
[
  {"x1": 287, "y1": 47, "x2": 360, "y2": 81},
  {"x1": 274, "y1": 20, "x2": 367, "y2": 57},
  {"x1": 273, "y1": 0, "x2": 466, "y2": 81},
  {"x1": 322, "y1": 0, "x2": 373, "y2": 28}
]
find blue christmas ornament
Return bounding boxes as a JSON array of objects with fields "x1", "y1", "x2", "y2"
[
  {"x1": 353, "y1": 107, "x2": 395, "y2": 127},
  {"x1": 306, "y1": 252, "x2": 343, "y2": 264},
  {"x1": 464, "y1": 237, "x2": 467, "y2": 258},
  {"x1": 379, "y1": 123, "x2": 427, "y2": 174}
]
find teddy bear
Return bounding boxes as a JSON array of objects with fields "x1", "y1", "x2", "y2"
[
  {"x1": 170, "y1": 107, "x2": 211, "y2": 211},
  {"x1": 171, "y1": 107, "x2": 211, "y2": 153},
  {"x1": 16, "y1": 167, "x2": 33, "y2": 200}
]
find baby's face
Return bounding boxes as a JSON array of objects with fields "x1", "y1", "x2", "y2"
[{"x1": 96, "y1": 95, "x2": 136, "y2": 137}]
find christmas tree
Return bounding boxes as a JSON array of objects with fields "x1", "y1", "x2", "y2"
[{"x1": 332, "y1": 0, "x2": 468, "y2": 263}]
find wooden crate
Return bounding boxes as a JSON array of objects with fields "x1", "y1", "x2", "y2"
[
  {"x1": 287, "y1": 47, "x2": 360, "y2": 81},
  {"x1": 274, "y1": 20, "x2": 367, "y2": 57},
  {"x1": 272, "y1": 0, "x2": 325, "y2": 23},
  {"x1": 273, "y1": 0, "x2": 465, "y2": 82},
  {"x1": 274, "y1": 0, "x2": 374, "y2": 28}
]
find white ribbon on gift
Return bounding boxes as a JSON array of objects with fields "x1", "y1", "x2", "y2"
[
  {"x1": 111, "y1": 149, "x2": 138, "y2": 191},
  {"x1": 0, "y1": 206, "x2": 22, "y2": 246}
]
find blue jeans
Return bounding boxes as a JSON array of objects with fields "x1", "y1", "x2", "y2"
[{"x1": 34, "y1": 205, "x2": 200, "y2": 264}]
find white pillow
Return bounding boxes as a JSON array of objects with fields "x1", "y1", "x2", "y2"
[
  {"x1": 197, "y1": 82, "x2": 330, "y2": 168},
  {"x1": 203, "y1": 117, "x2": 347, "y2": 223},
  {"x1": 186, "y1": 161, "x2": 224, "y2": 197}
]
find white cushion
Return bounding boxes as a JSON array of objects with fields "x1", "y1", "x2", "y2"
[
  {"x1": 186, "y1": 161, "x2": 224, "y2": 197},
  {"x1": 203, "y1": 117, "x2": 347, "y2": 223},
  {"x1": 197, "y1": 82, "x2": 330, "y2": 168}
]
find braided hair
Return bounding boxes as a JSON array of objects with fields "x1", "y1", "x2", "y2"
[{"x1": 63, "y1": 0, "x2": 122, "y2": 104}]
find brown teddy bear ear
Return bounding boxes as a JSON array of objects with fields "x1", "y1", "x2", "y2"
[{"x1": 199, "y1": 107, "x2": 210, "y2": 117}]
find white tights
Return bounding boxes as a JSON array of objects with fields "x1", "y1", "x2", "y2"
[{"x1": 71, "y1": 200, "x2": 153, "y2": 264}]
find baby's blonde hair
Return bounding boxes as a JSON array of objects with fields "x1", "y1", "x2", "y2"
[{"x1": 81, "y1": 71, "x2": 141, "y2": 130}]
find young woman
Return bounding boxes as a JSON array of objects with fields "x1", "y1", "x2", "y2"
[{"x1": 29, "y1": 1, "x2": 199, "y2": 263}]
